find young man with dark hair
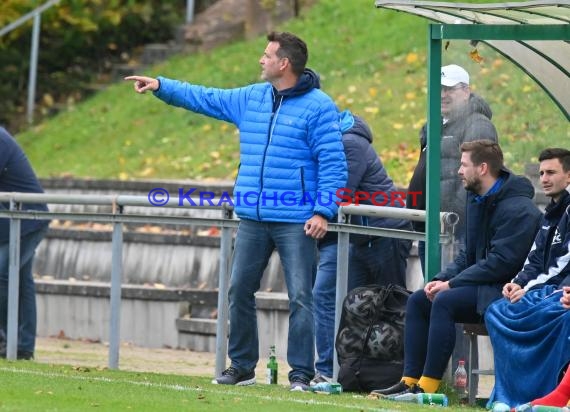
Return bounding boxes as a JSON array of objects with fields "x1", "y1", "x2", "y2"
[
  {"x1": 125, "y1": 31, "x2": 347, "y2": 391},
  {"x1": 485, "y1": 147, "x2": 570, "y2": 407},
  {"x1": 372, "y1": 139, "x2": 541, "y2": 396}
]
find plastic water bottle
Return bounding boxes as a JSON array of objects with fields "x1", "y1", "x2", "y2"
[
  {"x1": 266, "y1": 345, "x2": 278, "y2": 384},
  {"x1": 454, "y1": 359, "x2": 468, "y2": 401},
  {"x1": 512, "y1": 403, "x2": 532, "y2": 412},
  {"x1": 391, "y1": 392, "x2": 448, "y2": 406},
  {"x1": 310, "y1": 382, "x2": 343, "y2": 394},
  {"x1": 531, "y1": 407, "x2": 570, "y2": 412},
  {"x1": 491, "y1": 402, "x2": 511, "y2": 412},
  {"x1": 512, "y1": 404, "x2": 570, "y2": 412}
]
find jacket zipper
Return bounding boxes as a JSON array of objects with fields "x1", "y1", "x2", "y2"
[
  {"x1": 257, "y1": 93, "x2": 283, "y2": 220},
  {"x1": 300, "y1": 167, "x2": 305, "y2": 205}
]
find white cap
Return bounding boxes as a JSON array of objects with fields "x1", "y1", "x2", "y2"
[{"x1": 441, "y1": 64, "x2": 469, "y2": 87}]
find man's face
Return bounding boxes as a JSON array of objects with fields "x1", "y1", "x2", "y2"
[
  {"x1": 441, "y1": 84, "x2": 470, "y2": 117},
  {"x1": 259, "y1": 41, "x2": 285, "y2": 83},
  {"x1": 458, "y1": 151, "x2": 483, "y2": 194},
  {"x1": 539, "y1": 158, "x2": 570, "y2": 202}
]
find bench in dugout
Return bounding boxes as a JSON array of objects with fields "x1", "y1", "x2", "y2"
[{"x1": 463, "y1": 323, "x2": 495, "y2": 405}]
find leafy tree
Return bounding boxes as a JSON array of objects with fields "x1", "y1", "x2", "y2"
[{"x1": 0, "y1": 0, "x2": 186, "y2": 131}]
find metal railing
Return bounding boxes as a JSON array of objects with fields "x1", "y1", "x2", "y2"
[
  {"x1": 0, "y1": 0, "x2": 60, "y2": 125},
  {"x1": 186, "y1": 0, "x2": 195, "y2": 23},
  {"x1": 0, "y1": 192, "x2": 456, "y2": 378}
]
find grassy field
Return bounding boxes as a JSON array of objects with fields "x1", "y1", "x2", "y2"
[
  {"x1": 15, "y1": 0, "x2": 568, "y2": 186},
  {"x1": 0, "y1": 360, "x2": 484, "y2": 411}
]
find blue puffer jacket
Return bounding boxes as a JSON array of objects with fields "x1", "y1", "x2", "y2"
[{"x1": 154, "y1": 70, "x2": 347, "y2": 222}]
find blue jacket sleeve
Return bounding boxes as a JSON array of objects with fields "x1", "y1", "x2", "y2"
[
  {"x1": 307, "y1": 101, "x2": 347, "y2": 219},
  {"x1": 153, "y1": 77, "x2": 249, "y2": 125}
]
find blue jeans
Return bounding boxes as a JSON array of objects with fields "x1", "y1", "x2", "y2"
[
  {"x1": 403, "y1": 286, "x2": 481, "y2": 379},
  {"x1": 313, "y1": 237, "x2": 411, "y2": 377},
  {"x1": 313, "y1": 242, "x2": 337, "y2": 377},
  {"x1": 228, "y1": 220, "x2": 316, "y2": 382},
  {"x1": 0, "y1": 226, "x2": 48, "y2": 353}
]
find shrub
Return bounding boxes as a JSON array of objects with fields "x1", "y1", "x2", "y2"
[{"x1": 0, "y1": 0, "x2": 187, "y2": 131}]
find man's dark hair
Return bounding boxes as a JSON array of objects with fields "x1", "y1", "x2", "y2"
[
  {"x1": 460, "y1": 139, "x2": 504, "y2": 177},
  {"x1": 538, "y1": 148, "x2": 570, "y2": 172},
  {"x1": 267, "y1": 31, "x2": 308, "y2": 76}
]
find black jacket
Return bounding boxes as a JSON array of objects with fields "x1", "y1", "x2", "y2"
[
  {"x1": 513, "y1": 190, "x2": 570, "y2": 290},
  {"x1": 434, "y1": 169, "x2": 542, "y2": 314},
  {"x1": 0, "y1": 127, "x2": 49, "y2": 243},
  {"x1": 321, "y1": 111, "x2": 411, "y2": 245}
]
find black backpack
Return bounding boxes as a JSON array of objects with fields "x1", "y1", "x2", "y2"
[{"x1": 335, "y1": 284, "x2": 410, "y2": 392}]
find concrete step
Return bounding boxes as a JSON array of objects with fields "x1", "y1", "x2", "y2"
[{"x1": 141, "y1": 43, "x2": 181, "y2": 65}]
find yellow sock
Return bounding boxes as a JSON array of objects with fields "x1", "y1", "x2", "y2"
[
  {"x1": 417, "y1": 376, "x2": 441, "y2": 393},
  {"x1": 402, "y1": 376, "x2": 419, "y2": 387}
]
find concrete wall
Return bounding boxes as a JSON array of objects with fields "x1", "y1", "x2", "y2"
[
  {"x1": 35, "y1": 276, "x2": 494, "y2": 370},
  {"x1": 35, "y1": 280, "x2": 292, "y2": 359},
  {"x1": 37, "y1": 285, "x2": 184, "y2": 348}
]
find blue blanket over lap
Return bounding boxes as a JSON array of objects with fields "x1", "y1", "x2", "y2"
[{"x1": 485, "y1": 285, "x2": 570, "y2": 407}]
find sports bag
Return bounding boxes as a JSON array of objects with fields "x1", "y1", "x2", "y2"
[{"x1": 335, "y1": 284, "x2": 410, "y2": 392}]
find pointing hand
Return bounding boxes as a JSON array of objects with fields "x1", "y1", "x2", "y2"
[{"x1": 124, "y1": 75, "x2": 159, "y2": 93}]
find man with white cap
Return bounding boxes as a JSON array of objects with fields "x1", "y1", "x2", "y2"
[{"x1": 407, "y1": 64, "x2": 498, "y2": 273}]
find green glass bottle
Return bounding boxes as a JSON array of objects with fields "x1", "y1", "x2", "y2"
[{"x1": 266, "y1": 345, "x2": 278, "y2": 384}]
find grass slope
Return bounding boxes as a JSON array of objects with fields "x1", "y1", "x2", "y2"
[{"x1": 16, "y1": 0, "x2": 568, "y2": 186}]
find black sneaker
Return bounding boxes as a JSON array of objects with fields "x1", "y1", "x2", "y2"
[
  {"x1": 0, "y1": 330, "x2": 6, "y2": 358},
  {"x1": 211, "y1": 366, "x2": 255, "y2": 385},
  {"x1": 1, "y1": 349, "x2": 34, "y2": 360},
  {"x1": 405, "y1": 384, "x2": 424, "y2": 394},
  {"x1": 370, "y1": 382, "x2": 424, "y2": 399},
  {"x1": 370, "y1": 380, "x2": 410, "y2": 396},
  {"x1": 17, "y1": 351, "x2": 34, "y2": 360},
  {"x1": 290, "y1": 375, "x2": 311, "y2": 392}
]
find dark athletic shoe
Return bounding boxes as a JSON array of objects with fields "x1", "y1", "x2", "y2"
[
  {"x1": 290, "y1": 375, "x2": 311, "y2": 392},
  {"x1": 397, "y1": 384, "x2": 425, "y2": 394},
  {"x1": 370, "y1": 380, "x2": 410, "y2": 396},
  {"x1": 211, "y1": 366, "x2": 256, "y2": 385},
  {"x1": 17, "y1": 350, "x2": 34, "y2": 360}
]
